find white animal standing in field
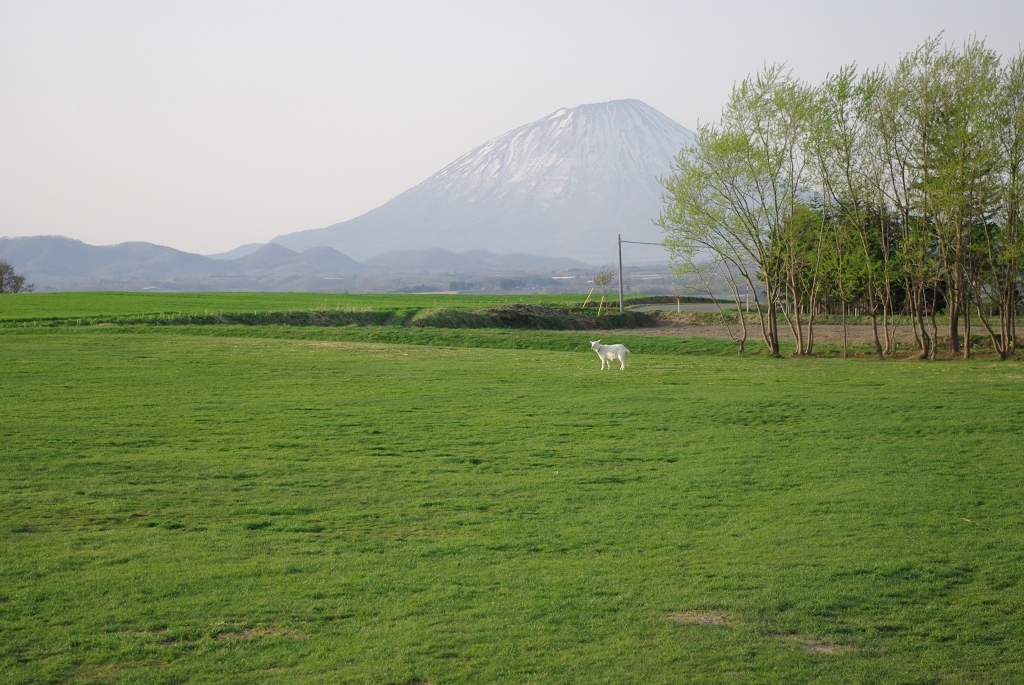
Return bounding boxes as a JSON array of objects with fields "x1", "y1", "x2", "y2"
[{"x1": 590, "y1": 340, "x2": 630, "y2": 370}]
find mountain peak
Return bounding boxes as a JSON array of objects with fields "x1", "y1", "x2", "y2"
[
  {"x1": 273, "y1": 100, "x2": 694, "y2": 262},
  {"x1": 425, "y1": 99, "x2": 692, "y2": 203}
]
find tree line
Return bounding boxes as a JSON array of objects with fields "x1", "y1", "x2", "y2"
[{"x1": 658, "y1": 37, "x2": 1023, "y2": 359}]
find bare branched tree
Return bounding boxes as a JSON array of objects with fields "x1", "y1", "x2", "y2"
[{"x1": 592, "y1": 267, "x2": 614, "y2": 315}]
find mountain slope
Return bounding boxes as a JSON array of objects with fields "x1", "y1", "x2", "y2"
[
  {"x1": 0, "y1": 236, "x2": 221, "y2": 280},
  {"x1": 272, "y1": 99, "x2": 693, "y2": 262},
  {"x1": 0, "y1": 236, "x2": 363, "y2": 290},
  {"x1": 206, "y1": 243, "x2": 265, "y2": 260},
  {"x1": 365, "y1": 248, "x2": 587, "y2": 272}
]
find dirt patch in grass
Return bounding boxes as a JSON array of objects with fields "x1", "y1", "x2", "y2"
[
  {"x1": 668, "y1": 612, "x2": 731, "y2": 626},
  {"x1": 797, "y1": 639, "x2": 849, "y2": 654},
  {"x1": 215, "y1": 624, "x2": 304, "y2": 640},
  {"x1": 779, "y1": 635, "x2": 851, "y2": 654},
  {"x1": 217, "y1": 628, "x2": 277, "y2": 640},
  {"x1": 72, "y1": 663, "x2": 123, "y2": 683},
  {"x1": 618, "y1": 322, "x2": 920, "y2": 346},
  {"x1": 667, "y1": 613, "x2": 849, "y2": 655}
]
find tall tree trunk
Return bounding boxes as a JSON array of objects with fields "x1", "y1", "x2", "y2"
[
  {"x1": 767, "y1": 294, "x2": 781, "y2": 357},
  {"x1": 870, "y1": 311, "x2": 883, "y2": 358},
  {"x1": 866, "y1": 267, "x2": 883, "y2": 359},
  {"x1": 949, "y1": 300, "x2": 961, "y2": 354},
  {"x1": 910, "y1": 286, "x2": 924, "y2": 353},
  {"x1": 915, "y1": 289, "x2": 931, "y2": 360},
  {"x1": 962, "y1": 292, "x2": 972, "y2": 360},
  {"x1": 882, "y1": 299, "x2": 891, "y2": 356},
  {"x1": 1010, "y1": 286, "x2": 1018, "y2": 358},
  {"x1": 842, "y1": 302, "x2": 849, "y2": 358},
  {"x1": 806, "y1": 308, "x2": 816, "y2": 355},
  {"x1": 737, "y1": 301, "x2": 748, "y2": 356},
  {"x1": 786, "y1": 288, "x2": 805, "y2": 356},
  {"x1": 975, "y1": 293, "x2": 1009, "y2": 360}
]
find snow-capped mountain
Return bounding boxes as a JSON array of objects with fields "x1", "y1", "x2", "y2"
[{"x1": 272, "y1": 99, "x2": 695, "y2": 263}]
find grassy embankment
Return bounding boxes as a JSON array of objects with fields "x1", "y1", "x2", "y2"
[
  {"x1": 5, "y1": 293, "x2": 1017, "y2": 359},
  {"x1": 2, "y1": 316, "x2": 1023, "y2": 683},
  {"x1": 0, "y1": 292, "x2": 568, "y2": 322},
  {"x1": 0, "y1": 292, "x2": 671, "y2": 332}
]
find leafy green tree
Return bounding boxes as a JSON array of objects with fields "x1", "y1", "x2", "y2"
[
  {"x1": 928, "y1": 39, "x2": 1004, "y2": 358},
  {"x1": 815, "y1": 210, "x2": 868, "y2": 357},
  {"x1": 663, "y1": 38, "x2": 1022, "y2": 360},
  {"x1": 977, "y1": 51, "x2": 1024, "y2": 359},
  {"x1": 0, "y1": 260, "x2": 33, "y2": 294},
  {"x1": 769, "y1": 202, "x2": 828, "y2": 355},
  {"x1": 660, "y1": 64, "x2": 814, "y2": 357},
  {"x1": 810, "y1": 64, "x2": 906, "y2": 357}
]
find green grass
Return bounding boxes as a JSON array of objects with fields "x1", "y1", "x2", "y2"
[
  {"x1": 0, "y1": 292, "x2": 593, "y2": 323},
  {"x1": 2, "y1": 325, "x2": 1023, "y2": 683},
  {"x1": 0, "y1": 293, "x2": 670, "y2": 333},
  {"x1": 17, "y1": 323, "x2": 743, "y2": 356},
  {"x1": 0, "y1": 293, "x2": 674, "y2": 337}
]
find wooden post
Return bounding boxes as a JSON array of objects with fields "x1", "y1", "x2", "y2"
[
  {"x1": 581, "y1": 287, "x2": 595, "y2": 310},
  {"x1": 617, "y1": 234, "x2": 624, "y2": 313}
]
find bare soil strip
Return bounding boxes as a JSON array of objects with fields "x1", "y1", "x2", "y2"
[
  {"x1": 668, "y1": 613, "x2": 851, "y2": 654},
  {"x1": 667, "y1": 612, "x2": 730, "y2": 626},
  {"x1": 616, "y1": 323, "x2": 919, "y2": 346}
]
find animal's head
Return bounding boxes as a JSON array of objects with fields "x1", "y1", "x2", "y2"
[{"x1": 590, "y1": 340, "x2": 601, "y2": 350}]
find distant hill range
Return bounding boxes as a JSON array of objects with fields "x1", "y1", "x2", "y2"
[
  {"x1": 0, "y1": 236, "x2": 588, "y2": 291},
  {"x1": 272, "y1": 99, "x2": 693, "y2": 263},
  {"x1": 2, "y1": 99, "x2": 691, "y2": 290}
]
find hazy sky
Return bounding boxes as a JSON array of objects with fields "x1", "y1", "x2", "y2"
[{"x1": 2, "y1": 1, "x2": 1023, "y2": 255}]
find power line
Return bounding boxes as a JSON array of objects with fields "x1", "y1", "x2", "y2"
[{"x1": 617, "y1": 234, "x2": 667, "y2": 312}]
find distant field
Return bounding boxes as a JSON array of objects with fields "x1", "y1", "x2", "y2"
[
  {"x1": 2, "y1": 325, "x2": 1023, "y2": 683},
  {"x1": 0, "y1": 292, "x2": 589, "y2": 323}
]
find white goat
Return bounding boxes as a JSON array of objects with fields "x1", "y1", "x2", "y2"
[{"x1": 590, "y1": 340, "x2": 630, "y2": 371}]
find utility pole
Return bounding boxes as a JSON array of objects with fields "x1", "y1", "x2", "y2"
[
  {"x1": 617, "y1": 234, "x2": 624, "y2": 313},
  {"x1": 615, "y1": 234, "x2": 665, "y2": 314}
]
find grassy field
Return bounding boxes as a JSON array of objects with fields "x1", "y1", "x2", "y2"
[
  {"x1": 2, "y1": 320, "x2": 1023, "y2": 683},
  {"x1": 0, "y1": 292, "x2": 589, "y2": 323}
]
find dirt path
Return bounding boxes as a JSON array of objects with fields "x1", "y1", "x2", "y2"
[{"x1": 612, "y1": 322, "x2": 920, "y2": 346}]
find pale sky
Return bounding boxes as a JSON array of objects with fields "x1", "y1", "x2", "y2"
[{"x1": 2, "y1": 0, "x2": 1022, "y2": 255}]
